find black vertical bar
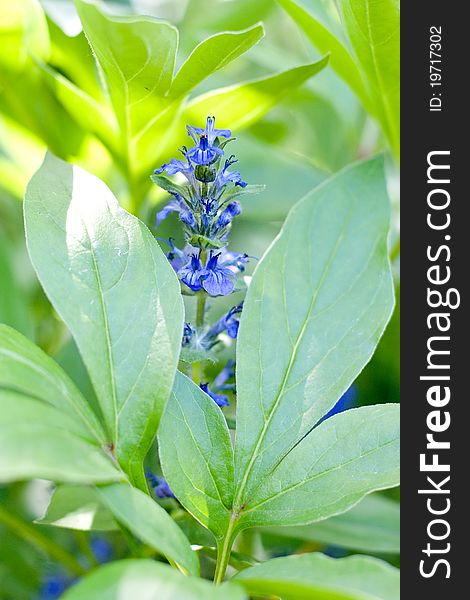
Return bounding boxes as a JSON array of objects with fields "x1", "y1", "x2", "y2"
[{"x1": 401, "y1": 3, "x2": 466, "y2": 596}]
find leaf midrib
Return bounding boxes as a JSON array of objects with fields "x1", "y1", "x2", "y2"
[
  {"x1": 79, "y1": 216, "x2": 119, "y2": 446},
  {"x1": 244, "y1": 435, "x2": 398, "y2": 513},
  {"x1": 347, "y1": 0, "x2": 398, "y2": 148},
  {"x1": 234, "y1": 202, "x2": 353, "y2": 509}
]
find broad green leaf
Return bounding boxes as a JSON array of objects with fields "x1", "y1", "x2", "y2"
[
  {"x1": 338, "y1": 0, "x2": 400, "y2": 156},
  {"x1": 0, "y1": 390, "x2": 121, "y2": 484},
  {"x1": 184, "y1": 58, "x2": 329, "y2": 133},
  {"x1": 264, "y1": 493, "x2": 399, "y2": 554},
  {"x1": 74, "y1": 0, "x2": 178, "y2": 177},
  {"x1": 24, "y1": 154, "x2": 184, "y2": 489},
  {"x1": 38, "y1": 485, "x2": 116, "y2": 531},
  {"x1": 158, "y1": 372, "x2": 234, "y2": 540},
  {"x1": 0, "y1": 325, "x2": 106, "y2": 444},
  {"x1": 75, "y1": 0, "x2": 178, "y2": 133},
  {"x1": 0, "y1": 241, "x2": 32, "y2": 337},
  {"x1": 236, "y1": 405, "x2": 399, "y2": 529},
  {"x1": 235, "y1": 553, "x2": 399, "y2": 600},
  {"x1": 170, "y1": 25, "x2": 265, "y2": 98},
  {"x1": 62, "y1": 559, "x2": 246, "y2": 600},
  {"x1": 276, "y1": 0, "x2": 370, "y2": 110},
  {"x1": 234, "y1": 157, "x2": 394, "y2": 507},
  {"x1": 98, "y1": 483, "x2": 199, "y2": 576}
]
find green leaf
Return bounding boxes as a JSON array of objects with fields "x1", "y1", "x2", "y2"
[
  {"x1": 338, "y1": 0, "x2": 400, "y2": 156},
  {"x1": 170, "y1": 25, "x2": 265, "y2": 98},
  {"x1": 264, "y1": 493, "x2": 399, "y2": 554},
  {"x1": 74, "y1": 0, "x2": 178, "y2": 132},
  {"x1": 276, "y1": 0, "x2": 370, "y2": 110},
  {"x1": 235, "y1": 553, "x2": 399, "y2": 600},
  {"x1": 38, "y1": 60, "x2": 119, "y2": 155},
  {"x1": 0, "y1": 325, "x2": 106, "y2": 445},
  {"x1": 158, "y1": 372, "x2": 234, "y2": 540},
  {"x1": 98, "y1": 483, "x2": 199, "y2": 576},
  {"x1": 38, "y1": 485, "x2": 117, "y2": 531},
  {"x1": 277, "y1": 0, "x2": 400, "y2": 157},
  {"x1": 62, "y1": 559, "x2": 246, "y2": 600},
  {"x1": 150, "y1": 174, "x2": 189, "y2": 197},
  {"x1": 234, "y1": 157, "x2": 394, "y2": 508},
  {"x1": 24, "y1": 153, "x2": 184, "y2": 489},
  {"x1": 74, "y1": 0, "x2": 179, "y2": 177},
  {"x1": 0, "y1": 390, "x2": 121, "y2": 484},
  {"x1": 236, "y1": 405, "x2": 399, "y2": 529},
  {"x1": 184, "y1": 58, "x2": 329, "y2": 132}
]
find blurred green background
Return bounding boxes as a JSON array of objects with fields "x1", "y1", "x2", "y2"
[{"x1": 0, "y1": 1, "x2": 399, "y2": 597}]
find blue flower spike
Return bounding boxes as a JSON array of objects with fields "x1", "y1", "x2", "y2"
[
  {"x1": 152, "y1": 118, "x2": 262, "y2": 411},
  {"x1": 152, "y1": 115, "x2": 258, "y2": 280}
]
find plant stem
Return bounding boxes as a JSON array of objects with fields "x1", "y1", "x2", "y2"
[
  {"x1": 195, "y1": 291, "x2": 207, "y2": 328},
  {"x1": 213, "y1": 517, "x2": 237, "y2": 584},
  {"x1": 0, "y1": 505, "x2": 86, "y2": 577}
]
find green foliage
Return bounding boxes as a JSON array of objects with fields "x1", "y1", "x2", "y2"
[
  {"x1": 235, "y1": 553, "x2": 399, "y2": 599},
  {"x1": 62, "y1": 559, "x2": 246, "y2": 600},
  {"x1": 264, "y1": 493, "x2": 400, "y2": 554},
  {"x1": 0, "y1": 1, "x2": 84, "y2": 157},
  {"x1": 0, "y1": 389, "x2": 121, "y2": 484},
  {"x1": 236, "y1": 404, "x2": 398, "y2": 528},
  {"x1": 24, "y1": 154, "x2": 184, "y2": 490},
  {"x1": 0, "y1": 0, "x2": 329, "y2": 212},
  {"x1": 234, "y1": 157, "x2": 394, "y2": 505},
  {"x1": 159, "y1": 372, "x2": 235, "y2": 541},
  {"x1": 0, "y1": 0, "x2": 400, "y2": 594},
  {"x1": 277, "y1": 0, "x2": 400, "y2": 157},
  {"x1": 38, "y1": 485, "x2": 117, "y2": 531},
  {"x1": 338, "y1": 0, "x2": 400, "y2": 156},
  {"x1": 0, "y1": 326, "x2": 105, "y2": 442},
  {"x1": 184, "y1": 58, "x2": 329, "y2": 131},
  {"x1": 158, "y1": 158, "x2": 398, "y2": 560},
  {"x1": 98, "y1": 484, "x2": 199, "y2": 575}
]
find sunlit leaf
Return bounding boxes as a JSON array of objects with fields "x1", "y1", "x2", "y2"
[
  {"x1": 159, "y1": 372, "x2": 234, "y2": 540},
  {"x1": 338, "y1": 0, "x2": 400, "y2": 156},
  {"x1": 24, "y1": 153, "x2": 184, "y2": 490},
  {"x1": 234, "y1": 157, "x2": 395, "y2": 507},
  {"x1": 184, "y1": 58, "x2": 329, "y2": 133},
  {"x1": 62, "y1": 559, "x2": 246, "y2": 600},
  {"x1": 235, "y1": 553, "x2": 399, "y2": 600},
  {"x1": 170, "y1": 25, "x2": 265, "y2": 98}
]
